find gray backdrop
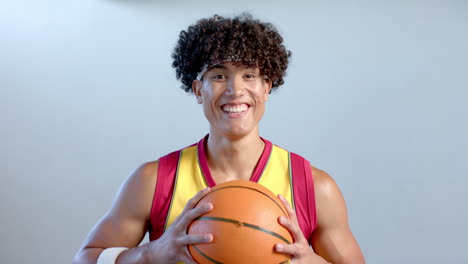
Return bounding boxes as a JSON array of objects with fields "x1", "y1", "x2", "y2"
[{"x1": 1, "y1": 0, "x2": 467, "y2": 263}]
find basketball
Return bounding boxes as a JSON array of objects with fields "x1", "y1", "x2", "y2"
[{"x1": 187, "y1": 180, "x2": 293, "y2": 264}]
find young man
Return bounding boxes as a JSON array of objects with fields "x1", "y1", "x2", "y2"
[{"x1": 73, "y1": 14, "x2": 365, "y2": 264}]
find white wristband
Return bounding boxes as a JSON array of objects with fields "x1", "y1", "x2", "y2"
[{"x1": 97, "y1": 247, "x2": 128, "y2": 264}]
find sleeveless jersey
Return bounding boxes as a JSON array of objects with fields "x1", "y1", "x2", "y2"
[{"x1": 148, "y1": 135, "x2": 317, "y2": 243}]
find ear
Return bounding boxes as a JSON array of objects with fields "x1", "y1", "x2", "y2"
[
  {"x1": 263, "y1": 79, "x2": 272, "y2": 101},
  {"x1": 192, "y1": 80, "x2": 203, "y2": 104}
]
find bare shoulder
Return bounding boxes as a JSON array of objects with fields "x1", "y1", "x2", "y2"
[
  {"x1": 108, "y1": 160, "x2": 160, "y2": 220},
  {"x1": 311, "y1": 166, "x2": 340, "y2": 199},
  {"x1": 310, "y1": 166, "x2": 348, "y2": 226},
  {"x1": 76, "y1": 160, "x2": 161, "y2": 253},
  {"x1": 309, "y1": 166, "x2": 366, "y2": 263},
  {"x1": 130, "y1": 160, "x2": 159, "y2": 189},
  {"x1": 310, "y1": 165, "x2": 347, "y2": 225},
  {"x1": 132, "y1": 160, "x2": 159, "y2": 180}
]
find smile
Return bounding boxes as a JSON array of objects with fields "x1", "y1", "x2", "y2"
[{"x1": 222, "y1": 103, "x2": 249, "y2": 113}]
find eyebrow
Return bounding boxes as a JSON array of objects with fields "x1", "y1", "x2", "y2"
[
  {"x1": 210, "y1": 64, "x2": 227, "y2": 70},
  {"x1": 209, "y1": 64, "x2": 258, "y2": 71}
]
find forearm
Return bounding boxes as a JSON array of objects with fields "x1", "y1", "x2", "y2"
[
  {"x1": 73, "y1": 244, "x2": 150, "y2": 264},
  {"x1": 115, "y1": 243, "x2": 151, "y2": 264},
  {"x1": 313, "y1": 253, "x2": 332, "y2": 264},
  {"x1": 72, "y1": 247, "x2": 103, "y2": 264}
]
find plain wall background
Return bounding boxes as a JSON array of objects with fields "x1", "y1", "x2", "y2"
[{"x1": 1, "y1": 0, "x2": 467, "y2": 263}]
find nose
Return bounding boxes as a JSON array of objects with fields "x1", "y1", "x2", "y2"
[{"x1": 226, "y1": 75, "x2": 245, "y2": 97}]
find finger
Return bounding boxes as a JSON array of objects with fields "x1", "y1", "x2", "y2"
[
  {"x1": 182, "y1": 245, "x2": 199, "y2": 264},
  {"x1": 278, "y1": 194, "x2": 298, "y2": 222},
  {"x1": 178, "y1": 202, "x2": 213, "y2": 228},
  {"x1": 183, "y1": 187, "x2": 211, "y2": 213},
  {"x1": 174, "y1": 187, "x2": 211, "y2": 225},
  {"x1": 278, "y1": 215, "x2": 306, "y2": 244},
  {"x1": 275, "y1": 243, "x2": 298, "y2": 256},
  {"x1": 278, "y1": 194, "x2": 301, "y2": 231},
  {"x1": 278, "y1": 195, "x2": 306, "y2": 243},
  {"x1": 179, "y1": 253, "x2": 197, "y2": 264},
  {"x1": 176, "y1": 233, "x2": 213, "y2": 245}
]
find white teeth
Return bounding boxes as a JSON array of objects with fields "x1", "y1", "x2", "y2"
[{"x1": 223, "y1": 104, "x2": 248, "y2": 113}]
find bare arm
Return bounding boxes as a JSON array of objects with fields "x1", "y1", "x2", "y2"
[
  {"x1": 311, "y1": 167, "x2": 365, "y2": 264},
  {"x1": 73, "y1": 161, "x2": 214, "y2": 264},
  {"x1": 274, "y1": 166, "x2": 364, "y2": 264},
  {"x1": 72, "y1": 161, "x2": 159, "y2": 264}
]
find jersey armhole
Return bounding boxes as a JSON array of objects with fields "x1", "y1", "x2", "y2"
[
  {"x1": 149, "y1": 150, "x2": 180, "y2": 241},
  {"x1": 304, "y1": 158, "x2": 317, "y2": 232},
  {"x1": 290, "y1": 152, "x2": 317, "y2": 243}
]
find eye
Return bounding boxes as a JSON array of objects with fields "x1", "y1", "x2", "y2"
[
  {"x1": 244, "y1": 74, "x2": 256, "y2": 79},
  {"x1": 213, "y1": 74, "x2": 226, "y2": 80}
]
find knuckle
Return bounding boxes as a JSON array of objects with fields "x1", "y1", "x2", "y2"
[
  {"x1": 186, "y1": 208, "x2": 198, "y2": 219},
  {"x1": 186, "y1": 198, "x2": 197, "y2": 208},
  {"x1": 170, "y1": 238, "x2": 181, "y2": 248},
  {"x1": 175, "y1": 235, "x2": 186, "y2": 245},
  {"x1": 284, "y1": 244, "x2": 295, "y2": 254},
  {"x1": 292, "y1": 224, "x2": 300, "y2": 232}
]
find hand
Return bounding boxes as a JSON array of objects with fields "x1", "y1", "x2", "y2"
[
  {"x1": 275, "y1": 195, "x2": 328, "y2": 264},
  {"x1": 149, "y1": 187, "x2": 213, "y2": 264}
]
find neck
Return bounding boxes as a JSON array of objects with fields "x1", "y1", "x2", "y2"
[{"x1": 205, "y1": 129, "x2": 265, "y2": 183}]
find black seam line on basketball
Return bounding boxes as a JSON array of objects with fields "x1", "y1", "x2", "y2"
[
  {"x1": 192, "y1": 245, "x2": 223, "y2": 264},
  {"x1": 203, "y1": 185, "x2": 288, "y2": 216},
  {"x1": 196, "y1": 216, "x2": 291, "y2": 244}
]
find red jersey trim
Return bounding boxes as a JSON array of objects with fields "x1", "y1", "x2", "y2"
[
  {"x1": 290, "y1": 152, "x2": 317, "y2": 240},
  {"x1": 149, "y1": 150, "x2": 180, "y2": 241},
  {"x1": 197, "y1": 134, "x2": 273, "y2": 186},
  {"x1": 249, "y1": 137, "x2": 273, "y2": 183},
  {"x1": 197, "y1": 135, "x2": 215, "y2": 187},
  {"x1": 149, "y1": 139, "x2": 317, "y2": 242},
  {"x1": 304, "y1": 158, "x2": 318, "y2": 233}
]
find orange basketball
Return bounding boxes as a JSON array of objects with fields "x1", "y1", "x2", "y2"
[{"x1": 187, "y1": 180, "x2": 293, "y2": 264}]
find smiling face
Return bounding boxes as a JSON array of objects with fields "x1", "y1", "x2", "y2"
[{"x1": 192, "y1": 62, "x2": 272, "y2": 140}]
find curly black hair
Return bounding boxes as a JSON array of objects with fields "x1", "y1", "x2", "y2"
[{"x1": 172, "y1": 13, "x2": 292, "y2": 93}]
